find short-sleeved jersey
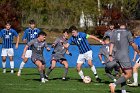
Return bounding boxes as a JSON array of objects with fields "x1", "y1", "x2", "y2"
[
  {"x1": 99, "y1": 43, "x2": 115, "y2": 63},
  {"x1": 53, "y1": 36, "x2": 67, "y2": 56},
  {"x1": 27, "y1": 39, "x2": 48, "y2": 56},
  {"x1": 68, "y1": 32, "x2": 91, "y2": 54},
  {"x1": 134, "y1": 36, "x2": 140, "y2": 50},
  {"x1": 0, "y1": 28, "x2": 18, "y2": 48},
  {"x1": 22, "y1": 27, "x2": 40, "y2": 50},
  {"x1": 104, "y1": 29, "x2": 116, "y2": 39},
  {"x1": 111, "y1": 29, "x2": 134, "y2": 62}
]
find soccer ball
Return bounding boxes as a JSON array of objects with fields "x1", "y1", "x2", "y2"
[{"x1": 83, "y1": 76, "x2": 91, "y2": 83}]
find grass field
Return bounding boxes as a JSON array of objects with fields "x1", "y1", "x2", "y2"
[{"x1": 0, "y1": 68, "x2": 140, "y2": 93}]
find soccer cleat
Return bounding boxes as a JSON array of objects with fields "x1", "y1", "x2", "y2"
[
  {"x1": 3, "y1": 69, "x2": 6, "y2": 73},
  {"x1": 96, "y1": 78, "x2": 101, "y2": 82},
  {"x1": 126, "y1": 79, "x2": 132, "y2": 84},
  {"x1": 62, "y1": 77, "x2": 66, "y2": 80},
  {"x1": 44, "y1": 79, "x2": 49, "y2": 82},
  {"x1": 41, "y1": 78, "x2": 45, "y2": 83},
  {"x1": 17, "y1": 72, "x2": 21, "y2": 76},
  {"x1": 127, "y1": 82, "x2": 138, "y2": 87}
]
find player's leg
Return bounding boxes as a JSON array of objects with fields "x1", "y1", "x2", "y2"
[
  {"x1": 77, "y1": 63, "x2": 84, "y2": 79},
  {"x1": 105, "y1": 61, "x2": 118, "y2": 82},
  {"x1": 105, "y1": 66, "x2": 116, "y2": 82},
  {"x1": 1, "y1": 48, "x2": 7, "y2": 73},
  {"x1": 46, "y1": 60, "x2": 56, "y2": 78},
  {"x1": 17, "y1": 50, "x2": 32, "y2": 76},
  {"x1": 17, "y1": 58, "x2": 28, "y2": 76},
  {"x1": 8, "y1": 48, "x2": 14, "y2": 73},
  {"x1": 76, "y1": 54, "x2": 84, "y2": 79},
  {"x1": 61, "y1": 60, "x2": 69, "y2": 80},
  {"x1": 128, "y1": 62, "x2": 140, "y2": 86},
  {"x1": 34, "y1": 60, "x2": 45, "y2": 83},
  {"x1": 9, "y1": 56, "x2": 14, "y2": 73},
  {"x1": 88, "y1": 59, "x2": 101, "y2": 82},
  {"x1": 109, "y1": 69, "x2": 132, "y2": 93},
  {"x1": 2, "y1": 56, "x2": 6, "y2": 73}
]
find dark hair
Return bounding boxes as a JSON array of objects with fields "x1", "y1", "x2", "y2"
[
  {"x1": 108, "y1": 22, "x2": 114, "y2": 26},
  {"x1": 69, "y1": 25, "x2": 78, "y2": 32},
  {"x1": 38, "y1": 31, "x2": 47, "y2": 37},
  {"x1": 63, "y1": 28, "x2": 69, "y2": 33},
  {"x1": 5, "y1": 21, "x2": 11, "y2": 25},
  {"x1": 103, "y1": 36, "x2": 110, "y2": 41},
  {"x1": 29, "y1": 20, "x2": 35, "y2": 24}
]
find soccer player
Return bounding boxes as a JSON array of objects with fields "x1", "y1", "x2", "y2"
[
  {"x1": 0, "y1": 21, "x2": 19, "y2": 73},
  {"x1": 64, "y1": 25, "x2": 103, "y2": 82},
  {"x1": 98, "y1": 36, "x2": 118, "y2": 82},
  {"x1": 109, "y1": 22, "x2": 140, "y2": 93},
  {"x1": 104, "y1": 22, "x2": 116, "y2": 38},
  {"x1": 17, "y1": 20, "x2": 40, "y2": 76},
  {"x1": 127, "y1": 30, "x2": 140, "y2": 87},
  {"x1": 21, "y1": 31, "x2": 50, "y2": 83},
  {"x1": 46, "y1": 29, "x2": 71, "y2": 80}
]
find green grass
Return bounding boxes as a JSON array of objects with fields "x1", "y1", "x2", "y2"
[{"x1": 0, "y1": 68, "x2": 140, "y2": 93}]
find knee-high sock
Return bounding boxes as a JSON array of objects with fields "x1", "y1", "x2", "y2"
[
  {"x1": 46, "y1": 67, "x2": 53, "y2": 76},
  {"x1": 63, "y1": 68, "x2": 68, "y2": 78},
  {"x1": 91, "y1": 66, "x2": 98, "y2": 78},
  {"x1": 121, "y1": 82, "x2": 126, "y2": 93},
  {"x1": 133, "y1": 73, "x2": 138, "y2": 83},
  {"x1": 115, "y1": 76, "x2": 126, "y2": 86},
  {"x1": 10, "y1": 61, "x2": 14, "y2": 70},
  {"x1": 2, "y1": 61, "x2": 6, "y2": 69},
  {"x1": 39, "y1": 70, "x2": 44, "y2": 79},
  {"x1": 18, "y1": 61, "x2": 25, "y2": 73},
  {"x1": 78, "y1": 70, "x2": 84, "y2": 79}
]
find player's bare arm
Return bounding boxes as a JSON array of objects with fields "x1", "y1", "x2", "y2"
[
  {"x1": 15, "y1": 35, "x2": 19, "y2": 49},
  {"x1": 88, "y1": 35, "x2": 104, "y2": 44},
  {"x1": 21, "y1": 45, "x2": 29, "y2": 59},
  {"x1": 109, "y1": 43, "x2": 114, "y2": 62}
]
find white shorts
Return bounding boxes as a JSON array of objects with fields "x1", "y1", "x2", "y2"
[
  {"x1": 25, "y1": 50, "x2": 32, "y2": 58},
  {"x1": 77, "y1": 50, "x2": 92, "y2": 64},
  {"x1": 1, "y1": 48, "x2": 14, "y2": 56}
]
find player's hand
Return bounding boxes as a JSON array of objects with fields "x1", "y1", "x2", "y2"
[
  {"x1": 132, "y1": 58, "x2": 136, "y2": 62},
  {"x1": 51, "y1": 44, "x2": 55, "y2": 48},
  {"x1": 69, "y1": 53, "x2": 72, "y2": 56},
  {"x1": 15, "y1": 44, "x2": 18, "y2": 49}
]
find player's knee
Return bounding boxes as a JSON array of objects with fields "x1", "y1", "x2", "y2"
[
  {"x1": 51, "y1": 66, "x2": 55, "y2": 69},
  {"x1": 2, "y1": 59, "x2": 6, "y2": 62}
]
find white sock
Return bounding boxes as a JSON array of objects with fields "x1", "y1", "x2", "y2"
[
  {"x1": 133, "y1": 73, "x2": 138, "y2": 83},
  {"x1": 91, "y1": 66, "x2": 97, "y2": 74},
  {"x1": 78, "y1": 70, "x2": 84, "y2": 79},
  {"x1": 121, "y1": 90, "x2": 126, "y2": 93},
  {"x1": 91, "y1": 66, "x2": 98, "y2": 78},
  {"x1": 10, "y1": 61, "x2": 14, "y2": 70},
  {"x1": 19, "y1": 61, "x2": 25, "y2": 73},
  {"x1": 2, "y1": 61, "x2": 6, "y2": 69}
]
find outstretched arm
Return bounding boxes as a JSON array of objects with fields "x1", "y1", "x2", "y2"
[{"x1": 88, "y1": 35, "x2": 104, "y2": 44}]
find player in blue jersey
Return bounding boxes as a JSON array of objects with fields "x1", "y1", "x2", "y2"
[
  {"x1": 0, "y1": 21, "x2": 19, "y2": 73},
  {"x1": 17, "y1": 20, "x2": 40, "y2": 76},
  {"x1": 127, "y1": 30, "x2": 140, "y2": 86},
  {"x1": 64, "y1": 25, "x2": 104, "y2": 82}
]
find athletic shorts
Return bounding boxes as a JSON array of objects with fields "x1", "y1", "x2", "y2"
[
  {"x1": 51, "y1": 54, "x2": 67, "y2": 63},
  {"x1": 1, "y1": 48, "x2": 14, "y2": 56},
  {"x1": 31, "y1": 54, "x2": 45, "y2": 65},
  {"x1": 117, "y1": 61, "x2": 132, "y2": 70},
  {"x1": 25, "y1": 50, "x2": 32, "y2": 58},
  {"x1": 77, "y1": 50, "x2": 92, "y2": 64}
]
